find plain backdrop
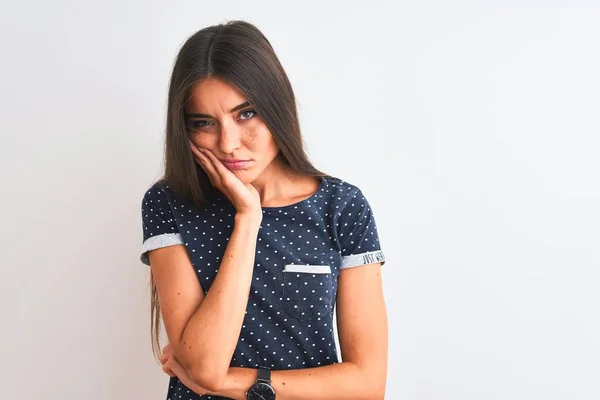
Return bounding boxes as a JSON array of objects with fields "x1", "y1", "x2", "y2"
[{"x1": 1, "y1": 1, "x2": 599, "y2": 399}]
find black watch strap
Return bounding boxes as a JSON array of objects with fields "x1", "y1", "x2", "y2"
[{"x1": 257, "y1": 366, "x2": 271, "y2": 383}]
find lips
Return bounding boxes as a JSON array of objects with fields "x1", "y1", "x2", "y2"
[
  {"x1": 221, "y1": 159, "x2": 252, "y2": 170},
  {"x1": 221, "y1": 159, "x2": 249, "y2": 163}
]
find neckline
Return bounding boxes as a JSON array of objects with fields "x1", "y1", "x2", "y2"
[
  {"x1": 260, "y1": 176, "x2": 327, "y2": 212},
  {"x1": 212, "y1": 176, "x2": 328, "y2": 211}
]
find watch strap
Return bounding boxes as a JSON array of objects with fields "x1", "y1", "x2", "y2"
[{"x1": 257, "y1": 366, "x2": 271, "y2": 383}]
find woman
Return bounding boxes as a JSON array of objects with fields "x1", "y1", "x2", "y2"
[{"x1": 140, "y1": 20, "x2": 388, "y2": 400}]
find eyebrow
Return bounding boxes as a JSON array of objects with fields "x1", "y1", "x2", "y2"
[{"x1": 184, "y1": 101, "x2": 251, "y2": 118}]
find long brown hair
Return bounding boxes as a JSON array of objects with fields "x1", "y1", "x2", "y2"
[{"x1": 149, "y1": 19, "x2": 329, "y2": 362}]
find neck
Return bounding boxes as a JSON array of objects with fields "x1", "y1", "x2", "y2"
[{"x1": 251, "y1": 156, "x2": 311, "y2": 207}]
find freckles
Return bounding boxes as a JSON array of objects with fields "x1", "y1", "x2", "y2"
[
  {"x1": 242, "y1": 122, "x2": 272, "y2": 151},
  {"x1": 191, "y1": 133, "x2": 213, "y2": 148},
  {"x1": 244, "y1": 126, "x2": 259, "y2": 144}
]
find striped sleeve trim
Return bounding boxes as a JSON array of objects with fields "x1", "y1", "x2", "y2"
[
  {"x1": 140, "y1": 233, "x2": 184, "y2": 265},
  {"x1": 340, "y1": 249, "x2": 385, "y2": 269}
]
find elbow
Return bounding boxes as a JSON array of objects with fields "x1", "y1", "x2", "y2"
[
  {"x1": 359, "y1": 378, "x2": 385, "y2": 400},
  {"x1": 372, "y1": 385, "x2": 386, "y2": 399},
  {"x1": 364, "y1": 380, "x2": 386, "y2": 399},
  {"x1": 358, "y1": 364, "x2": 386, "y2": 399},
  {"x1": 369, "y1": 372, "x2": 387, "y2": 399},
  {"x1": 187, "y1": 363, "x2": 228, "y2": 392},
  {"x1": 174, "y1": 344, "x2": 228, "y2": 392}
]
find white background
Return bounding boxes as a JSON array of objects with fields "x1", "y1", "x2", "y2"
[{"x1": 1, "y1": 1, "x2": 598, "y2": 399}]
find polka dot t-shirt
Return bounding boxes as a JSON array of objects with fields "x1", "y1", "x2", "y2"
[{"x1": 140, "y1": 175, "x2": 385, "y2": 399}]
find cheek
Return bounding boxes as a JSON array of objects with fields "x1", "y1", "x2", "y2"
[
  {"x1": 242, "y1": 126, "x2": 259, "y2": 147},
  {"x1": 245, "y1": 125, "x2": 277, "y2": 153},
  {"x1": 190, "y1": 132, "x2": 216, "y2": 148}
]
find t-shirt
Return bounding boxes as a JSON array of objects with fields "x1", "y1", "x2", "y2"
[{"x1": 140, "y1": 174, "x2": 385, "y2": 399}]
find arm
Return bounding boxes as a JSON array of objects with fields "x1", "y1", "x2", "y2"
[
  {"x1": 149, "y1": 212, "x2": 261, "y2": 391},
  {"x1": 220, "y1": 261, "x2": 388, "y2": 399}
]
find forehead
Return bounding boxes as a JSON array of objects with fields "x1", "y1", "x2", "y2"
[{"x1": 186, "y1": 77, "x2": 247, "y2": 112}]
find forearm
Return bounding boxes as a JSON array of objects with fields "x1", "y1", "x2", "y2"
[
  {"x1": 223, "y1": 363, "x2": 386, "y2": 400},
  {"x1": 177, "y1": 213, "x2": 261, "y2": 384}
]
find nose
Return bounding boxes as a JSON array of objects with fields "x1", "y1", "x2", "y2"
[{"x1": 218, "y1": 122, "x2": 241, "y2": 154}]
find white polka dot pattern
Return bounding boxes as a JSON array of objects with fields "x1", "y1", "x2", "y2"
[{"x1": 139, "y1": 176, "x2": 385, "y2": 399}]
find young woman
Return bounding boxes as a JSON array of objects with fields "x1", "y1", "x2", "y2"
[{"x1": 140, "y1": 20, "x2": 388, "y2": 400}]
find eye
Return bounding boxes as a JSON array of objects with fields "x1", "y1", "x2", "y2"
[
  {"x1": 239, "y1": 109, "x2": 257, "y2": 120},
  {"x1": 187, "y1": 120, "x2": 212, "y2": 130}
]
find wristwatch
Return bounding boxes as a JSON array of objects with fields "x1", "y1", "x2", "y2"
[{"x1": 246, "y1": 366, "x2": 276, "y2": 400}]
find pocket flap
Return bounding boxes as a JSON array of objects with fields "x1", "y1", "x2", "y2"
[{"x1": 283, "y1": 264, "x2": 331, "y2": 274}]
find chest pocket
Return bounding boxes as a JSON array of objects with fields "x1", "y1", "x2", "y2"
[{"x1": 282, "y1": 264, "x2": 333, "y2": 321}]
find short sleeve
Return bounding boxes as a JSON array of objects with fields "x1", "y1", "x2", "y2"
[
  {"x1": 140, "y1": 184, "x2": 184, "y2": 266},
  {"x1": 335, "y1": 189, "x2": 385, "y2": 269}
]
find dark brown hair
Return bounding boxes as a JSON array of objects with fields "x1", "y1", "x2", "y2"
[{"x1": 150, "y1": 20, "x2": 329, "y2": 362}]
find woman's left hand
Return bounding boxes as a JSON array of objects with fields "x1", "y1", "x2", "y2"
[
  {"x1": 160, "y1": 343, "x2": 177, "y2": 377},
  {"x1": 160, "y1": 343, "x2": 219, "y2": 396}
]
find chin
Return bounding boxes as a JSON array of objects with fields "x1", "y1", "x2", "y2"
[{"x1": 232, "y1": 169, "x2": 259, "y2": 184}]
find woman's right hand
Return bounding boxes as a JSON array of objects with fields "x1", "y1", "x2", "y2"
[{"x1": 189, "y1": 140, "x2": 262, "y2": 219}]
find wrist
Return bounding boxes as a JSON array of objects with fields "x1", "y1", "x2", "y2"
[
  {"x1": 235, "y1": 212, "x2": 262, "y2": 229},
  {"x1": 222, "y1": 367, "x2": 258, "y2": 400}
]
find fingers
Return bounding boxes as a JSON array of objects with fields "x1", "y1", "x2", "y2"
[
  {"x1": 199, "y1": 152, "x2": 221, "y2": 187},
  {"x1": 187, "y1": 140, "x2": 233, "y2": 180},
  {"x1": 200, "y1": 148, "x2": 233, "y2": 180},
  {"x1": 160, "y1": 352, "x2": 169, "y2": 366},
  {"x1": 188, "y1": 142, "x2": 247, "y2": 208},
  {"x1": 189, "y1": 141, "x2": 219, "y2": 187},
  {"x1": 160, "y1": 344, "x2": 172, "y2": 363},
  {"x1": 160, "y1": 345, "x2": 176, "y2": 377},
  {"x1": 162, "y1": 363, "x2": 176, "y2": 377}
]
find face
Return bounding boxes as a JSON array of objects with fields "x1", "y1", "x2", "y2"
[{"x1": 184, "y1": 77, "x2": 280, "y2": 183}]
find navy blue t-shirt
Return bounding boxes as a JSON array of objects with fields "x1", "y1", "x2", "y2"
[{"x1": 140, "y1": 175, "x2": 385, "y2": 399}]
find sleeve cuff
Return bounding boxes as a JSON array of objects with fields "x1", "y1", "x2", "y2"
[
  {"x1": 140, "y1": 233, "x2": 184, "y2": 265},
  {"x1": 340, "y1": 249, "x2": 385, "y2": 269}
]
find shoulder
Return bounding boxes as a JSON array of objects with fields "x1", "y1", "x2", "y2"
[
  {"x1": 141, "y1": 180, "x2": 176, "y2": 204},
  {"x1": 322, "y1": 176, "x2": 368, "y2": 212},
  {"x1": 140, "y1": 180, "x2": 182, "y2": 219}
]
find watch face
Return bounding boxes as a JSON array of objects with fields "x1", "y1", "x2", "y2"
[{"x1": 247, "y1": 382, "x2": 275, "y2": 400}]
